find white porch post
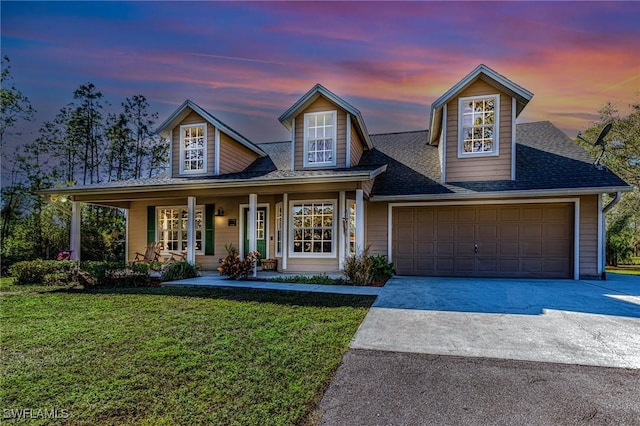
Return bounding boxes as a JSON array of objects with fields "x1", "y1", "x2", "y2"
[
  {"x1": 186, "y1": 196, "x2": 196, "y2": 264},
  {"x1": 355, "y1": 189, "x2": 365, "y2": 255},
  {"x1": 124, "y1": 208, "x2": 129, "y2": 263},
  {"x1": 282, "y1": 192, "x2": 288, "y2": 270},
  {"x1": 70, "y1": 201, "x2": 81, "y2": 261},
  {"x1": 339, "y1": 191, "x2": 346, "y2": 269},
  {"x1": 249, "y1": 193, "x2": 258, "y2": 277}
]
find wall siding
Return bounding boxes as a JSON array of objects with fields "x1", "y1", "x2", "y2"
[
  {"x1": 366, "y1": 201, "x2": 388, "y2": 256},
  {"x1": 350, "y1": 122, "x2": 365, "y2": 166},
  {"x1": 294, "y1": 96, "x2": 347, "y2": 170},
  {"x1": 171, "y1": 111, "x2": 215, "y2": 177},
  {"x1": 445, "y1": 80, "x2": 513, "y2": 182},
  {"x1": 579, "y1": 194, "x2": 599, "y2": 278},
  {"x1": 219, "y1": 132, "x2": 259, "y2": 174}
]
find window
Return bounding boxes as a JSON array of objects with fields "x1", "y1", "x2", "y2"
[
  {"x1": 180, "y1": 124, "x2": 207, "y2": 173},
  {"x1": 458, "y1": 95, "x2": 499, "y2": 157},
  {"x1": 157, "y1": 207, "x2": 204, "y2": 253},
  {"x1": 303, "y1": 111, "x2": 337, "y2": 167},
  {"x1": 348, "y1": 200, "x2": 356, "y2": 255},
  {"x1": 290, "y1": 201, "x2": 335, "y2": 256},
  {"x1": 275, "y1": 202, "x2": 283, "y2": 256}
]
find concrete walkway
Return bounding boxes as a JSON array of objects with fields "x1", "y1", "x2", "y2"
[
  {"x1": 164, "y1": 271, "x2": 382, "y2": 296},
  {"x1": 351, "y1": 273, "x2": 640, "y2": 369}
]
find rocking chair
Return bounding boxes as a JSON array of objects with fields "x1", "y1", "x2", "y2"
[{"x1": 133, "y1": 242, "x2": 161, "y2": 263}]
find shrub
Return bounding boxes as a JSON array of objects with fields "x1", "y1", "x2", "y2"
[
  {"x1": 268, "y1": 274, "x2": 345, "y2": 285},
  {"x1": 80, "y1": 261, "x2": 125, "y2": 287},
  {"x1": 218, "y1": 244, "x2": 260, "y2": 280},
  {"x1": 370, "y1": 255, "x2": 395, "y2": 283},
  {"x1": 8, "y1": 260, "x2": 77, "y2": 285},
  {"x1": 343, "y1": 248, "x2": 374, "y2": 286},
  {"x1": 162, "y1": 261, "x2": 199, "y2": 282}
]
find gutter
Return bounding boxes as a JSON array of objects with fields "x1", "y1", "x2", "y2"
[
  {"x1": 600, "y1": 191, "x2": 622, "y2": 280},
  {"x1": 370, "y1": 186, "x2": 631, "y2": 202},
  {"x1": 602, "y1": 191, "x2": 622, "y2": 214},
  {"x1": 39, "y1": 165, "x2": 388, "y2": 197}
]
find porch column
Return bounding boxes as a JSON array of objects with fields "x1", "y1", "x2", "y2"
[
  {"x1": 339, "y1": 191, "x2": 346, "y2": 269},
  {"x1": 124, "y1": 208, "x2": 129, "y2": 263},
  {"x1": 249, "y1": 193, "x2": 258, "y2": 277},
  {"x1": 70, "y1": 201, "x2": 81, "y2": 261},
  {"x1": 355, "y1": 189, "x2": 365, "y2": 255},
  {"x1": 282, "y1": 192, "x2": 288, "y2": 270},
  {"x1": 186, "y1": 196, "x2": 196, "y2": 264}
]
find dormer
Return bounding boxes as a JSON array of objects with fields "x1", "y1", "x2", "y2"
[
  {"x1": 429, "y1": 65, "x2": 533, "y2": 183},
  {"x1": 156, "y1": 100, "x2": 266, "y2": 178},
  {"x1": 279, "y1": 84, "x2": 372, "y2": 171}
]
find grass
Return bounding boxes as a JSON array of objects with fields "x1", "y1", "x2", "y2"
[
  {"x1": 607, "y1": 265, "x2": 640, "y2": 276},
  {"x1": 0, "y1": 283, "x2": 374, "y2": 425}
]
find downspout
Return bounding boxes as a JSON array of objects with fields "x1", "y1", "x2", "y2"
[{"x1": 601, "y1": 191, "x2": 622, "y2": 279}]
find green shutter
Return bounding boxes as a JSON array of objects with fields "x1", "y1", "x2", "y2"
[
  {"x1": 147, "y1": 206, "x2": 155, "y2": 243},
  {"x1": 205, "y1": 204, "x2": 215, "y2": 255}
]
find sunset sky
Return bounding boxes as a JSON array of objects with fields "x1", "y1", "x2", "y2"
[{"x1": 2, "y1": 1, "x2": 639, "y2": 149}]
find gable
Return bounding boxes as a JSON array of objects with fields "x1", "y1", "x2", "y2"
[{"x1": 169, "y1": 109, "x2": 259, "y2": 177}]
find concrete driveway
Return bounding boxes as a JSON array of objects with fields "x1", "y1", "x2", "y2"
[{"x1": 351, "y1": 273, "x2": 640, "y2": 369}]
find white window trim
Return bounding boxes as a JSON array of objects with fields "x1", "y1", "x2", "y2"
[
  {"x1": 179, "y1": 123, "x2": 207, "y2": 174},
  {"x1": 457, "y1": 94, "x2": 500, "y2": 158},
  {"x1": 347, "y1": 199, "x2": 356, "y2": 256},
  {"x1": 156, "y1": 205, "x2": 205, "y2": 256},
  {"x1": 303, "y1": 111, "x2": 337, "y2": 168},
  {"x1": 275, "y1": 202, "x2": 283, "y2": 257},
  {"x1": 288, "y1": 199, "x2": 337, "y2": 258}
]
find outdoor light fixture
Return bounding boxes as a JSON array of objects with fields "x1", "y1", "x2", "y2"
[{"x1": 216, "y1": 207, "x2": 225, "y2": 216}]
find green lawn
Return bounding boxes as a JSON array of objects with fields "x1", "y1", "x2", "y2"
[
  {"x1": 0, "y1": 283, "x2": 374, "y2": 425},
  {"x1": 607, "y1": 265, "x2": 640, "y2": 276}
]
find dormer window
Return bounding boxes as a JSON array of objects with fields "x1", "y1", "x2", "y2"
[
  {"x1": 304, "y1": 111, "x2": 337, "y2": 167},
  {"x1": 458, "y1": 94, "x2": 499, "y2": 157},
  {"x1": 180, "y1": 123, "x2": 207, "y2": 173}
]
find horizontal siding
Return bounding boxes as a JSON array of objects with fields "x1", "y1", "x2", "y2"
[
  {"x1": 171, "y1": 111, "x2": 215, "y2": 177},
  {"x1": 445, "y1": 80, "x2": 512, "y2": 182},
  {"x1": 366, "y1": 201, "x2": 388, "y2": 256},
  {"x1": 361, "y1": 179, "x2": 374, "y2": 198},
  {"x1": 579, "y1": 194, "x2": 598, "y2": 277},
  {"x1": 294, "y1": 96, "x2": 346, "y2": 171},
  {"x1": 283, "y1": 258, "x2": 340, "y2": 273},
  {"x1": 219, "y1": 132, "x2": 259, "y2": 174},
  {"x1": 350, "y1": 123, "x2": 364, "y2": 166}
]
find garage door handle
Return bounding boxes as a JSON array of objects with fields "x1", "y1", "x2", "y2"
[{"x1": 474, "y1": 243, "x2": 478, "y2": 254}]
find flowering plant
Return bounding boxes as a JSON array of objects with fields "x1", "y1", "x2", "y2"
[{"x1": 218, "y1": 243, "x2": 260, "y2": 280}]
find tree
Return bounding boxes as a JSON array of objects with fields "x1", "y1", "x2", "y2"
[
  {"x1": 69, "y1": 83, "x2": 106, "y2": 184},
  {"x1": 0, "y1": 56, "x2": 35, "y2": 149},
  {"x1": 578, "y1": 100, "x2": 640, "y2": 265}
]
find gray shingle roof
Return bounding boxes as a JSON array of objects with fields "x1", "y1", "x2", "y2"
[
  {"x1": 47, "y1": 121, "x2": 628, "y2": 197},
  {"x1": 364, "y1": 121, "x2": 628, "y2": 197}
]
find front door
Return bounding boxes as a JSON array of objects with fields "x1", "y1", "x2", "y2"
[{"x1": 244, "y1": 207, "x2": 267, "y2": 260}]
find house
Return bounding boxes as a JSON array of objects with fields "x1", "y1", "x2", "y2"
[{"x1": 44, "y1": 64, "x2": 630, "y2": 279}]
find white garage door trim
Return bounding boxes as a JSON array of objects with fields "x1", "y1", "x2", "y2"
[{"x1": 387, "y1": 198, "x2": 580, "y2": 280}]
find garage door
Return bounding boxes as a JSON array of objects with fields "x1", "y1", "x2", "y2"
[{"x1": 392, "y1": 203, "x2": 573, "y2": 278}]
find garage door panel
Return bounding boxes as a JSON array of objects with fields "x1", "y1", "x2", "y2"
[
  {"x1": 393, "y1": 204, "x2": 572, "y2": 278},
  {"x1": 436, "y1": 242, "x2": 454, "y2": 255},
  {"x1": 456, "y1": 209, "x2": 475, "y2": 221},
  {"x1": 478, "y1": 224, "x2": 497, "y2": 239},
  {"x1": 416, "y1": 242, "x2": 434, "y2": 255},
  {"x1": 457, "y1": 224, "x2": 475, "y2": 239},
  {"x1": 455, "y1": 258, "x2": 474, "y2": 271},
  {"x1": 437, "y1": 224, "x2": 454, "y2": 239}
]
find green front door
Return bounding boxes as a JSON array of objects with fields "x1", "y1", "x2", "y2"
[{"x1": 244, "y1": 207, "x2": 267, "y2": 260}]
